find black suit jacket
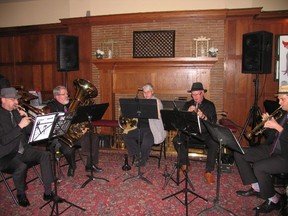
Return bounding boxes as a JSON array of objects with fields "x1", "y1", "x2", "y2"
[{"x1": 0, "y1": 107, "x2": 32, "y2": 169}]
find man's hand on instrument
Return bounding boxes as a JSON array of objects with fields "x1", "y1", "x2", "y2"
[
  {"x1": 264, "y1": 117, "x2": 283, "y2": 132},
  {"x1": 188, "y1": 105, "x2": 197, "y2": 112},
  {"x1": 18, "y1": 116, "x2": 32, "y2": 128},
  {"x1": 81, "y1": 127, "x2": 89, "y2": 134},
  {"x1": 197, "y1": 109, "x2": 207, "y2": 120},
  {"x1": 261, "y1": 112, "x2": 269, "y2": 121}
]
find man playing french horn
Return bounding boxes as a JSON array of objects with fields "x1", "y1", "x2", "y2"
[
  {"x1": 234, "y1": 85, "x2": 288, "y2": 214},
  {"x1": 47, "y1": 85, "x2": 102, "y2": 177}
]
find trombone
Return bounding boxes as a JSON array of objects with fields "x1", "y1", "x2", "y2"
[{"x1": 245, "y1": 106, "x2": 282, "y2": 140}]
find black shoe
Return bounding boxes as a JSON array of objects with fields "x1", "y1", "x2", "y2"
[
  {"x1": 85, "y1": 165, "x2": 103, "y2": 172},
  {"x1": 236, "y1": 188, "x2": 260, "y2": 197},
  {"x1": 43, "y1": 192, "x2": 55, "y2": 201},
  {"x1": 67, "y1": 166, "x2": 75, "y2": 177},
  {"x1": 253, "y1": 199, "x2": 281, "y2": 213},
  {"x1": 17, "y1": 194, "x2": 30, "y2": 207}
]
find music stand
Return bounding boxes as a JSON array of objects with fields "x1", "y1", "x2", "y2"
[
  {"x1": 161, "y1": 110, "x2": 207, "y2": 215},
  {"x1": 35, "y1": 112, "x2": 86, "y2": 215},
  {"x1": 161, "y1": 110, "x2": 193, "y2": 189},
  {"x1": 119, "y1": 98, "x2": 158, "y2": 184},
  {"x1": 72, "y1": 103, "x2": 110, "y2": 188},
  {"x1": 199, "y1": 120, "x2": 244, "y2": 216}
]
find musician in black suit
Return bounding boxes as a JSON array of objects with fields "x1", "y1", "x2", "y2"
[
  {"x1": 46, "y1": 85, "x2": 102, "y2": 177},
  {"x1": 235, "y1": 85, "x2": 288, "y2": 213},
  {"x1": 173, "y1": 82, "x2": 218, "y2": 184},
  {"x1": 0, "y1": 87, "x2": 54, "y2": 207}
]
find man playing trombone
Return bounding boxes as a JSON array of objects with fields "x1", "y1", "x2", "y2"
[
  {"x1": 0, "y1": 87, "x2": 54, "y2": 207},
  {"x1": 235, "y1": 85, "x2": 288, "y2": 213}
]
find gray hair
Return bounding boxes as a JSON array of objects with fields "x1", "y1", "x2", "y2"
[
  {"x1": 53, "y1": 85, "x2": 66, "y2": 97},
  {"x1": 142, "y1": 83, "x2": 154, "y2": 91}
]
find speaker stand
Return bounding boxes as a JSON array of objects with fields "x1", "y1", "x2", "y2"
[{"x1": 238, "y1": 73, "x2": 262, "y2": 145}]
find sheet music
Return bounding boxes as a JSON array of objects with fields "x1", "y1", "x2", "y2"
[
  {"x1": 51, "y1": 112, "x2": 74, "y2": 138},
  {"x1": 28, "y1": 113, "x2": 57, "y2": 143}
]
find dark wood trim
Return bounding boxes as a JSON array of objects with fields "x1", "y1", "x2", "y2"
[{"x1": 61, "y1": 8, "x2": 266, "y2": 26}]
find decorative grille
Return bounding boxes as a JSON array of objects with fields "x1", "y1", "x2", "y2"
[{"x1": 133, "y1": 30, "x2": 175, "y2": 58}]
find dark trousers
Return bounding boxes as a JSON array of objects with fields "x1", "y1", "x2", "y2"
[
  {"x1": 122, "y1": 127, "x2": 154, "y2": 165},
  {"x1": 3, "y1": 147, "x2": 53, "y2": 194},
  {"x1": 173, "y1": 132, "x2": 218, "y2": 172},
  {"x1": 234, "y1": 144, "x2": 288, "y2": 199},
  {"x1": 54, "y1": 132, "x2": 100, "y2": 169}
]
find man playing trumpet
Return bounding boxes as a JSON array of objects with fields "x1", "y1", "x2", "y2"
[{"x1": 235, "y1": 85, "x2": 288, "y2": 213}]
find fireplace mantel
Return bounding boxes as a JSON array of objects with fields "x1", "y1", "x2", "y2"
[
  {"x1": 92, "y1": 57, "x2": 217, "y2": 119},
  {"x1": 92, "y1": 57, "x2": 217, "y2": 69}
]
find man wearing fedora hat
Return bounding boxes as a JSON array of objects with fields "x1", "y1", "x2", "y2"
[
  {"x1": 173, "y1": 82, "x2": 218, "y2": 184},
  {"x1": 0, "y1": 87, "x2": 55, "y2": 207},
  {"x1": 234, "y1": 85, "x2": 288, "y2": 213}
]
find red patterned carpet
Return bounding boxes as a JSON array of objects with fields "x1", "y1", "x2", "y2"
[{"x1": 0, "y1": 150, "x2": 284, "y2": 216}]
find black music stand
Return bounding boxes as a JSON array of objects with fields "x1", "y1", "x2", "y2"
[
  {"x1": 35, "y1": 112, "x2": 86, "y2": 215},
  {"x1": 199, "y1": 120, "x2": 244, "y2": 216},
  {"x1": 161, "y1": 110, "x2": 207, "y2": 216},
  {"x1": 119, "y1": 98, "x2": 158, "y2": 185},
  {"x1": 161, "y1": 110, "x2": 193, "y2": 189},
  {"x1": 72, "y1": 103, "x2": 110, "y2": 188}
]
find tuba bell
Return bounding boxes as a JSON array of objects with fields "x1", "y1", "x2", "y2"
[{"x1": 58, "y1": 79, "x2": 98, "y2": 147}]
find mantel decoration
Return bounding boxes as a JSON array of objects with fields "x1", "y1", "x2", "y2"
[
  {"x1": 101, "y1": 40, "x2": 119, "y2": 59},
  {"x1": 95, "y1": 49, "x2": 104, "y2": 59},
  {"x1": 208, "y1": 47, "x2": 218, "y2": 57},
  {"x1": 193, "y1": 36, "x2": 210, "y2": 57}
]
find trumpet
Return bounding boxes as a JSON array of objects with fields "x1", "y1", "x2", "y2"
[{"x1": 245, "y1": 106, "x2": 283, "y2": 140}]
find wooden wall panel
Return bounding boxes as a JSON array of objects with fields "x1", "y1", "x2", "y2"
[{"x1": 0, "y1": 9, "x2": 287, "y2": 144}]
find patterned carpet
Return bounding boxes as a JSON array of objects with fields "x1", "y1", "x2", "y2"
[{"x1": 0, "y1": 149, "x2": 285, "y2": 216}]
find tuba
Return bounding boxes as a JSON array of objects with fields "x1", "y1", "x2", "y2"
[{"x1": 58, "y1": 79, "x2": 98, "y2": 147}]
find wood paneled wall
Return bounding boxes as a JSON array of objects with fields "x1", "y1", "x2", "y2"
[{"x1": 0, "y1": 9, "x2": 288, "y2": 146}]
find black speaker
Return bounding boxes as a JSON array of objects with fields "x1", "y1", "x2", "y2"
[
  {"x1": 57, "y1": 35, "x2": 79, "y2": 71},
  {"x1": 242, "y1": 31, "x2": 273, "y2": 74}
]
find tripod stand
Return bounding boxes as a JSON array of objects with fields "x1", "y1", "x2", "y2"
[
  {"x1": 69, "y1": 103, "x2": 110, "y2": 188},
  {"x1": 120, "y1": 98, "x2": 158, "y2": 185},
  {"x1": 162, "y1": 131, "x2": 195, "y2": 190},
  {"x1": 238, "y1": 74, "x2": 262, "y2": 144},
  {"x1": 160, "y1": 110, "x2": 208, "y2": 215},
  {"x1": 33, "y1": 112, "x2": 85, "y2": 215},
  {"x1": 199, "y1": 120, "x2": 244, "y2": 216}
]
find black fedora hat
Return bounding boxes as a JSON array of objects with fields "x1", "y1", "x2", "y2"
[{"x1": 187, "y1": 82, "x2": 207, "y2": 93}]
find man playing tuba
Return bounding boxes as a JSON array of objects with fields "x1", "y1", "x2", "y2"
[{"x1": 47, "y1": 85, "x2": 102, "y2": 177}]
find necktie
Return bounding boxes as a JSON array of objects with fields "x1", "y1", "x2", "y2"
[
  {"x1": 10, "y1": 112, "x2": 25, "y2": 154},
  {"x1": 64, "y1": 106, "x2": 68, "y2": 113},
  {"x1": 270, "y1": 114, "x2": 287, "y2": 155}
]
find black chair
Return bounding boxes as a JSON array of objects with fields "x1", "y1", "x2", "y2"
[
  {"x1": 149, "y1": 140, "x2": 166, "y2": 168},
  {"x1": 0, "y1": 162, "x2": 43, "y2": 205}
]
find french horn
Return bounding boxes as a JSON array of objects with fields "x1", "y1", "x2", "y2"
[{"x1": 118, "y1": 116, "x2": 138, "y2": 134}]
